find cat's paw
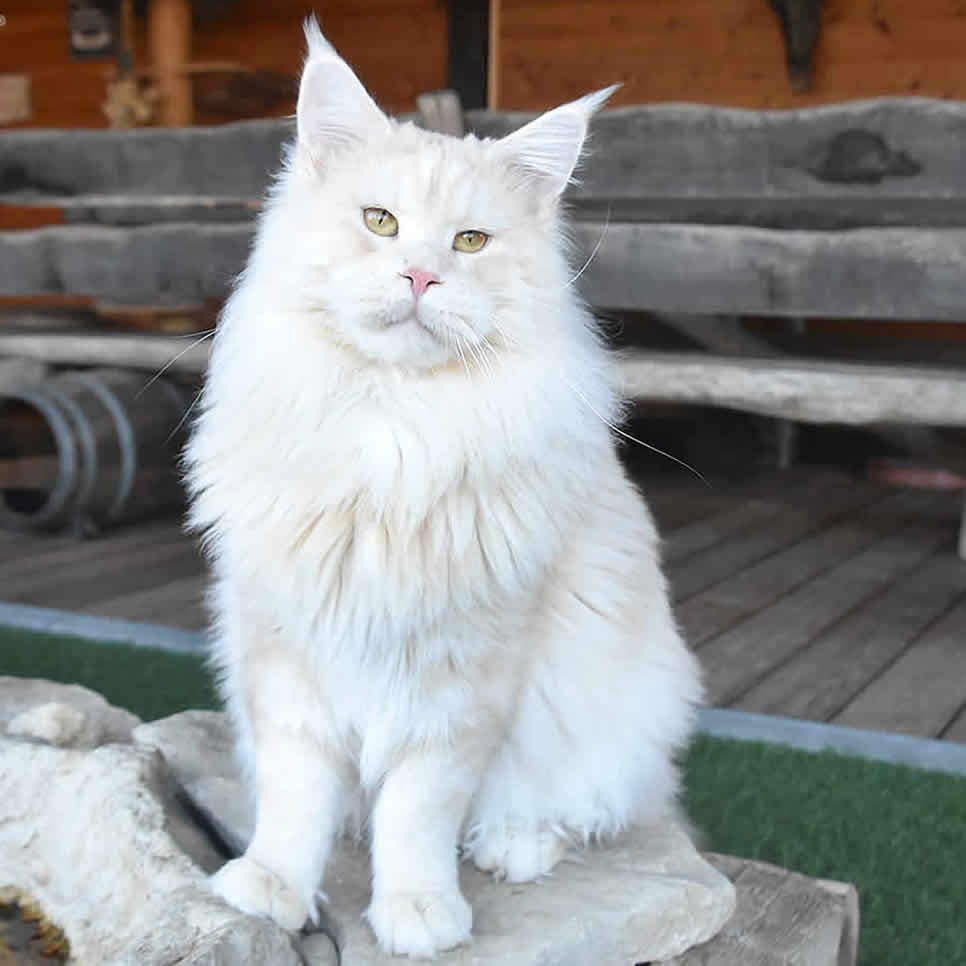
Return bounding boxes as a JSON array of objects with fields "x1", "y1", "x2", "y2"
[
  {"x1": 365, "y1": 889, "x2": 472, "y2": 959},
  {"x1": 210, "y1": 855, "x2": 310, "y2": 932},
  {"x1": 469, "y1": 825, "x2": 568, "y2": 882}
]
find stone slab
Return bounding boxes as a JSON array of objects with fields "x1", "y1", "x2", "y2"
[{"x1": 137, "y1": 711, "x2": 738, "y2": 965}]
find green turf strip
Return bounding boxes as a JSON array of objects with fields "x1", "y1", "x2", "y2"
[{"x1": 1, "y1": 623, "x2": 964, "y2": 966}]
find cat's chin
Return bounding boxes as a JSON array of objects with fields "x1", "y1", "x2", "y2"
[{"x1": 345, "y1": 316, "x2": 457, "y2": 370}]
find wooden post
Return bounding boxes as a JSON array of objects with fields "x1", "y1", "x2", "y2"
[
  {"x1": 959, "y1": 490, "x2": 966, "y2": 561},
  {"x1": 150, "y1": 0, "x2": 193, "y2": 126},
  {"x1": 487, "y1": 0, "x2": 501, "y2": 109}
]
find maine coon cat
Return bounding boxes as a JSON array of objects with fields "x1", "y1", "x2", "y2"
[{"x1": 185, "y1": 18, "x2": 704, "y2": 959}]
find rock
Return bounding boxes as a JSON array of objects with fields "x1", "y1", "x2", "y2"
[
  {"x1": 0, "y1": 731, "x2": 318, "y2": 966},
  {"x1": 0, "y1": 677, "x2": 140, "y2": 747},
  {"x1": 135, "y1": 710, "x2": 254, "y2": 855},
  {"x1": 138, "y1": 711, "x2": 737, "y2": 965}
]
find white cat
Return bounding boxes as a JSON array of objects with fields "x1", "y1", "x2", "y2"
[{"x1": 185, "y1": 18, "x2": 704, "y2": 959}]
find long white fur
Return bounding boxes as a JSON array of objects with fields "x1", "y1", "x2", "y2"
[{"x1": 185, "y1": 18, "x2": 703, "y2": 960}]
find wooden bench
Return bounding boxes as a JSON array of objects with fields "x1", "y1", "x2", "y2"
[{"x1": 2, "y1": 98, "x2": 965, "y2": 555}]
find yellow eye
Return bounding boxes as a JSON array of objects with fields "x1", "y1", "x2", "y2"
[
  {"x1": 363, "y1": 207, "x2": 398, "y2": 236},
  {"x1": 453, "y1": 230, "x2": 489, "y2": 253}
]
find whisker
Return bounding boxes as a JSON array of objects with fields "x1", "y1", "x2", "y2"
[
  {"x1": 137, "y1": 330, "x2": 215, "y2": 399},
  {"x1": 562, "y1": 375, "x2": 709, "y2": 484},
  {"x1": 489, "y1": 321, "x2": 707, "y2": 483},
  {"x1": 564, "y1": 203, "x2": 611, "y2": 289},
  {"x1": 454, "y1": 338, "x2": 471, "y2": 379},
  {"x1": 165, "y1": 387, "x2": 203, "y2": 444}
]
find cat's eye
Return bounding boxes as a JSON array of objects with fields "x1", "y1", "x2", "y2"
[
  {"x1": 363, "y1": 207, "x2": 398, "y2": 237},
  {"x1": 453, "y1": 230, "x2": 489, "y2": 253}
]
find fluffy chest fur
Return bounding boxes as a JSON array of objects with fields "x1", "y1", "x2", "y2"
[{"x1": 189, "y1": 310, "x2": 613, "y2": 662}]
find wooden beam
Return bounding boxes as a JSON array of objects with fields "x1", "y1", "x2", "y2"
[
  {"x1": 150, "y1": 0, "x2": 193, "y2": 126},
  {"x1": 0, "y1": 224, "x2": 251, "y2": 302},
  {"x1": 10, "y1": 221, "x2": 966, "y2": 322},
  {"x1": 487, "y1": 0, "x2": 501, "y2": 111},
  {"x1": 571, "y1": 222, "x2": 966, "y2": 321},
  {"x1": 5, "y1": 99, "x2": 966, "y2": 230},
  {"x1": 618, "y1": 351, "x2": 966, "y2": 426},
  {"x1": 0, "y1": 332, "x2": 209, "y2": 375}
]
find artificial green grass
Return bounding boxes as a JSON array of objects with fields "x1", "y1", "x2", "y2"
[
  {"x1": 1, "y1": 623, "x2": 965, "y2": 966},
  {"x1": 0, "y1": 624, "x2": 218, "y2": 721}
]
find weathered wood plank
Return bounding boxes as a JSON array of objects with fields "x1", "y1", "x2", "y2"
[
  {"x1": 6, "y1": 99, "x2": 966, "y2": 230},
  {"x1": 677, "y1": 488, "x2": 939, "y2": 646},
  {"x1": 660, "y1": 470, "x2": 852, "y2": 567},
  {"x1": 671, "y1": 855, "x2": 859, "y2": 966},
  {"x1": 736, "y1": 550, "x2": 966, "y2": 722},
  {"x1": 668, "y1": 475, "x2": 875, "y2": 602},
  {"x1": 663, "y1": 497, "x2": 787, "y2": 565},
  {"x1": 85, "y1": 574, "x2": 206, "y2": 630},
  {"x1": 0, "y1": 332, "x2": 211, "y2": 375},
  {"x1": 0, "y1": 120, "x2": 291, "y2": 199},
  {"x1": 5, "y1": 539, "x2": 203, "y2": 610},
  {"x1": 701, "y1": 511, "x2": 961, "y2": 707},
  {"x1": 618, "y1": 352, "x2": 966, "y2": 424},
  {"x1": 941, "y1": 702, "x2": 966, "y2": 744},
  {"x1": 577, "y1": 223, "x2": 966, "y2": 320},
  {"x1": 833, "y1": 594, "x2": 966, "y2": 737},
  {"x1": 0, "y1": 224, "x2": 251, "y2": 302},
  {"x1": 0, "y1": 519, "x2": 191, "y2": 584},
  {"x1": 470, "y1": 97, "x2": 966, "y2": 230},
  {"x1": 10, "y1": 219, "x2": 966, "y2": 325},
  {"x1": 7, "y1": 334, "x2": 966, "y2": 436},
  {"x1": 640, "y1": 487, "x2": 736, "y2": 535}
]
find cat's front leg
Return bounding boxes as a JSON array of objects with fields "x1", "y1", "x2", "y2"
[
  {"x1": 211, "y1": 645, "x2": 347, "y2": 931},
  {"x1": 365, "y1": 743, "x2": 486, "y2": 958}
]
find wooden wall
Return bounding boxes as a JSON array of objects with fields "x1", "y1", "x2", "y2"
[
  {"x1": 497, "y1": 0, "x2": 966, "y2": 110},
  {"x1": 1, "y1": 0, "x2": 447, "y2": 129}
]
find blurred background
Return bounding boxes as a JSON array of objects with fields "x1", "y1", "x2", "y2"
[{"x1": 0, "y1": 0, "x2": 964, "y2": 738}]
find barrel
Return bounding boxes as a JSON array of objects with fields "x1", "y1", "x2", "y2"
[{"x1": 0, "y1": 367, "x2": 194, "y2": 534}]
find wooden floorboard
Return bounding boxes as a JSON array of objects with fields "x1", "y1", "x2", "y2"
[
  {"x1": 698, "y1": 498, "x2": 960, "y2": 707},
  {"x1": 734, "y1": 550, "x2": 966, "y2": 724},
  {"x1": 940, "y1": 702, "x2": 966, "y2": 744},
  {"x1": 85, "y1": 575, "x2": 207, "y2": 630},
  {"x1": 668, "y1": 474, "x2": 877, "y2": 601},
  {"x1": 1, "y1": 467, "x2": 965, "y2": 744},
  {"x1": 832, "y1": 594, "x2": 966, "y2": 738},
  {"x1": 677, "y1": 488, "x2": 941, "y2": 647},
  {"x1": 3, "y1": 538, "x2": 203, "y2": 610}
]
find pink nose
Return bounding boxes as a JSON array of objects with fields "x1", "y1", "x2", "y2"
[{"x1": 401, "y1": 269, "x2": 441, "y2": 299}]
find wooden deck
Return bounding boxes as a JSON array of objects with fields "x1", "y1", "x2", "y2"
[{"x1": 1, "y1": 467, "x2": 964, "y2": 743}]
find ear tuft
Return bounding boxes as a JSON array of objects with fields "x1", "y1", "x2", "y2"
[
  {"x1": 498, "y1": 84, "x2": 620, "y2": 197},
  {"x1": 302, "y1": 15, "x2": 336, "y2": 58},
  {"x1": 296, "y1": 17, "x2": 389, "y2": 165}
]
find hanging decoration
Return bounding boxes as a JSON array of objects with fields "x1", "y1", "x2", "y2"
[{"x1": 68, "y1": 0, "x2": 117, "y2": 59}]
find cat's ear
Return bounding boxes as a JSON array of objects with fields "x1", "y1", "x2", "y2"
[
  {"x1": 497, "y1": 85, "x2": 619, "y2": 198},
  {"x1": 296, "y1": 17, "x2": 390, "y2": 164}
]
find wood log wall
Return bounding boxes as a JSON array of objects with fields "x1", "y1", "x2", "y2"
[
  {"x1": 0, "y1": 0, "x2": 446, "y2": 129},
  {"x1": 8, "y1": 0, "x2": 966, "y2": 130},
  {"x1": 499, "y1": 0, "x2": 966, "y2": 110}
]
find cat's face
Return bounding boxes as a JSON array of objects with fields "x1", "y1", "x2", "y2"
[{"x1": 269, "y1": 20, "x2": 615, "y2": 370}]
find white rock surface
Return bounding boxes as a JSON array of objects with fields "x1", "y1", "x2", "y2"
[
  {"x1": 0, "y1": 676, "x2": 140, "y2": 747},
  {"x1": 137, "y1": 711, "x2": 738, "y2": 965},
  {"x1": 0, "y1": 681, "x2": 858, "y2": 965},
  {"x1": 0, "y1": 683, "x2": 337, "y2": 966}
]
